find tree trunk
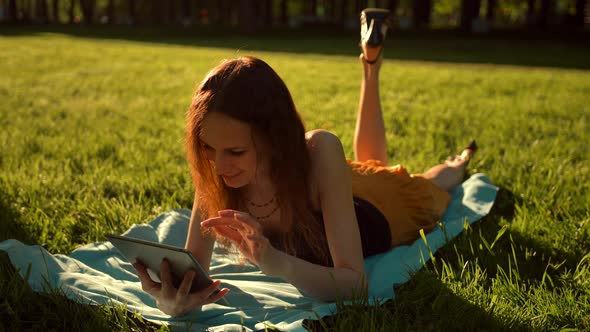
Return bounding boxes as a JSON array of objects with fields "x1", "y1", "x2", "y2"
[
  {"x1": 79, "y1": 0, "x2": 95, "y2": 24},
  {"x1": 181, "y1": 0, "x2": 191, "y2": 24},
  {"x1": 413, "y1": 0, "x2": 432, "y2": 28},
  {"x1": 36, "y1": 0, "x2": 49, "y2": 23},
  {"x1": 474, "y1": 0, "x2": 481, "y2": 17},
  {"x1": 338, "y1": 0, "x2": 347, "y2": 23},
  {"x1": 460, "y1": 0, "x2": 480, "y2": 32},
  {"x1": 280, "y1": 0, "x2": 287, "y2": 24},
  {"x1": 526, "y1": 0, "x2": 536, "y2": 25},
  {"x1": 106, "y1": 0, "x2": 115, "y2": 24},
  {"x1": 262, "y1": 0, "x2": 272, "y2": 27},
  {"x1": 575, "y1": 0, "x2": 586, "y2": 27},
  {"x1": 7, "y1": 0, "x2": 18, "y2": 21},
  {"x1": 68, "y1": 0, "x2": 76, "y2": 23},
  {"x1": 527, "y1": 0, "x2": 535, "y2": 15},
  {"x1": 388, "y1": 0, "x2": 399, "y2": 14},
  {"x1": 308, "y1": 0, "x2": 317, "y2": 16},
  {"x1": 537, "y1": 0, "x2": 553, "y2": 28},
  {"x1": 128, "y1": 0, "x2": 136, "y2": 24},
  {"x1": 327, "y1": 0, "x2": 336, "y2": 21},
  {"x1": 215, "y1": 0, "x2": 225, "y2": 25},
  {"x1": 486, "y1": 0, "x2": 497, "y2": 21},
  {"x1": 51, "y1": 0, "x2": 59, "y2": 23},
  {"x1": 149, "y1": 0, "x2": 162, "y2": 25},
  {"x1": 239, "y1": 0, "x2": 256, "y2": 33},
  {"x1": 168, "y1": 0, "x2": 176, "y2": 24},
  {"x1": 6, "y1": 0, "x2": 18, "y2": 22}
]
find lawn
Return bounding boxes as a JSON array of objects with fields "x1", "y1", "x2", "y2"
[{"x1": 1, "y1": 26, "x2": 589, "y2": 331}]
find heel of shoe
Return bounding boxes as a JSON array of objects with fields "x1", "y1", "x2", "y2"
[
  {"x1": 360, "y1": 8, "x2": 391, "y2": 64},
  {"x1": 360, "y1": 8, "x2": 391, "y2": 47}
]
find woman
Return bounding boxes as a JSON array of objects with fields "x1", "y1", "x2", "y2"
[{"x1": 134, "y1": 9, "x2": 476, "y2": 317}]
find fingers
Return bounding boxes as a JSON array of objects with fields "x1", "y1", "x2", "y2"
[
  {"x1": 203, "y1": 212, "x2": 261, "y2": 235},
  {"x1": 218, "y1": 210, "x2": 235, "y2": 217},
  {"x1": 212, "y1": 225, "x2": 243, "y2": 243},
  {"x1": 186, "y1": 280, "x2": 229, "y2": 308},
  {"x1": 159, "y1": 259, "x2": 175, "y2": 296},
  {"x1": 218, "y1": 210, "x2": 263, "y2": 233},
  {"x1": 133, "y1": 262, "x2": 161, "y2": 295},
  {"x1": 202, "y1": 216, "x2": 245, "y2": 231},
  {"x1": 233, "y1": 212, "x2": 262, "y2": 232},
  {"x1": 204, "y1": 288, "x2": 230, "y2": 305},
  {"x1": 135, "y1": 261, "x2": 230, "y2": 315},
  {"x1": 177, "y1": 270, "x2": 196, "y2": 298}
]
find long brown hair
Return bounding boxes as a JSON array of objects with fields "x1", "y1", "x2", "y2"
[{"x1": 186, "y1": 56, "x2": 330, "y2": 265}]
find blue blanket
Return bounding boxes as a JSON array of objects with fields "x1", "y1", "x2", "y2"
[{"x1": 0, "y1": 173, "x2": 497, "y2": 331}]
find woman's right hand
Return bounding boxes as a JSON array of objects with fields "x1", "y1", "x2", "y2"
[{"x1": 133, "y1": 259, "x2": 229, "y2": 317}]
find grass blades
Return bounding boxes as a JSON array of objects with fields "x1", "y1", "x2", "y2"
[{"x1": 1, "y1": 27, "x2": 589, "y2": 331}]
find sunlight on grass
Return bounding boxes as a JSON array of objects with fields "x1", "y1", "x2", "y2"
[{"x1": 1, "y1": 31, "x2": 589, "y2": 330}]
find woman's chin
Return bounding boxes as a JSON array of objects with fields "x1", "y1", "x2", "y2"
[{"x1": 222, "y1": 173, "x2": 246, "y2": 188}]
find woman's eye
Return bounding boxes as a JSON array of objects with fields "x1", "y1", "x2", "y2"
[{"x1": 230, "y1": 150, "x2": 245, "y2": 156}]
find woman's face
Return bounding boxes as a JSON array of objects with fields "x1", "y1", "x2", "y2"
[{"x1": 200, "y1": 112, "x2": 264, "y2": 188}]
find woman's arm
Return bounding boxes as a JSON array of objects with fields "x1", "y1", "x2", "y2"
[
  {"x1": 185, "y1": 192, "x2": 216, "y2": 273},
  {"x1": 261, "y1": 245, "x2": 365, "y2": 301},
  {"x1": 202, "y1": 208, "x2": 366, "y2": 302},
  {"x1": 263, "y1": 129, "x2": 366, "y2": 301}
]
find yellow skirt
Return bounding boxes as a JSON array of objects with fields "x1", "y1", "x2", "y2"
[{"x1": 348, "y1": 160, "x2": 451, "y2": 247}]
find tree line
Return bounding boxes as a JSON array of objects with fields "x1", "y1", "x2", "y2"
[{"x1": 1, "y1": 0, "x2": 587, "y2": 33}]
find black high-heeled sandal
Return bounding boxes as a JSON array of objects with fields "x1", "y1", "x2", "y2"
[
  {"x1": 360, "y1": 8, "x2": 392, "y2": 64},
  {"x1": 461, "y1": 139, "x2": 478, "y2": 161}
]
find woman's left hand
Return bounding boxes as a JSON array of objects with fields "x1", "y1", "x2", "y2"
[{"x1": 201, "y1": 210, "x2": 272, "y2": 268}]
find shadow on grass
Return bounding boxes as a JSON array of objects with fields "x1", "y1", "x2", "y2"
[
  {"x1": 0, "y1": 189, "x2": 34, "y2": 245},
  {"x1": 437, "y1": 186, "x2": 587, "y2": 290},
  {"x1": 303, "y1": 272, "x2": 529, "y2": 331},
  {"x1": 0, "y1": 251, "x2": 165, "y2": 331},
  {"x1": 1, "y1": 24, "x2": 590, "y2": 70}
]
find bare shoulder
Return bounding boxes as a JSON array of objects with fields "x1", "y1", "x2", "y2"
[
  {"x1": 305, "y1": 129, "x2": 345, "y2": 159},
  {"x1": 305, "y1": 129, "x2": 350, "y2": 193},
  {"x1": 304, "y1": 133, "x2": 363, "y2": 272}
]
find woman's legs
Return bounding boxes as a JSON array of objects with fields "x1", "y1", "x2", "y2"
[
  {"x1": 354, "y1": 49, "x2": 388, "y2": 164},
  {"x1": 354, "y1": 13, "x2": 474, "y2": 192}
]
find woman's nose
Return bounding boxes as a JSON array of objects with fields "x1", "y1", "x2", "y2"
[{"x1": 215, "y1": 154, "x2": 231, "y2": 174}]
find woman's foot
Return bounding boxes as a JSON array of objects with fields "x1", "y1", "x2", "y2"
[
  {"x1": 360, "y1": 8, "x2": 391, "y2": 64},
  {"x1": 360, "y1": 53, "x2": 382, "y2": 74},
  {"x1": 424, "y1": 140, "x2": 478, "y2": 191},
  {"x1": 445, "y1": 140, "x2": 478, "y2": 168}
]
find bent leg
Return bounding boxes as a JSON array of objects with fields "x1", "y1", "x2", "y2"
[{"x1": 354, "y1": 54, "x2": 388, "y2": 164}]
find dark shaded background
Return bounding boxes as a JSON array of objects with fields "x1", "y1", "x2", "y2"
[{"x1": 1, "y1": 0, "x2": 588, "y2": 35}]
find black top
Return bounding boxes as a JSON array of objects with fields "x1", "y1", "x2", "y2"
[{"x1": 270, "y1": 197, "x2": 391, "y2": 267}]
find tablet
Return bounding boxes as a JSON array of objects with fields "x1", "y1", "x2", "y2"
[{"x1": 106, "y1": 233, "x2": 212, "y2": 293}]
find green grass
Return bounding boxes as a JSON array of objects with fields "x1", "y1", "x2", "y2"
[{"x1": 1, "y1": 27, "x2": 589, "y2": 331}]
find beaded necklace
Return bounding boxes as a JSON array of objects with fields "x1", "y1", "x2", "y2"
[{"x1": 243, "y1": 195, "x2": 279, "y2": 222}]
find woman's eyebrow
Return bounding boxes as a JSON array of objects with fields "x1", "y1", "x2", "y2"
[{"x1": 202, "y1": 141, "x2": 247, "y2": 151}]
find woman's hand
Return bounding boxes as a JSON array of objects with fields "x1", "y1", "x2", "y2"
[
  {"x1": 201, "y1": 210, "x2": 273, "y2": 270},
  {"x1": 133, "y1": 259, "x2": 229, "y2": 317}
]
